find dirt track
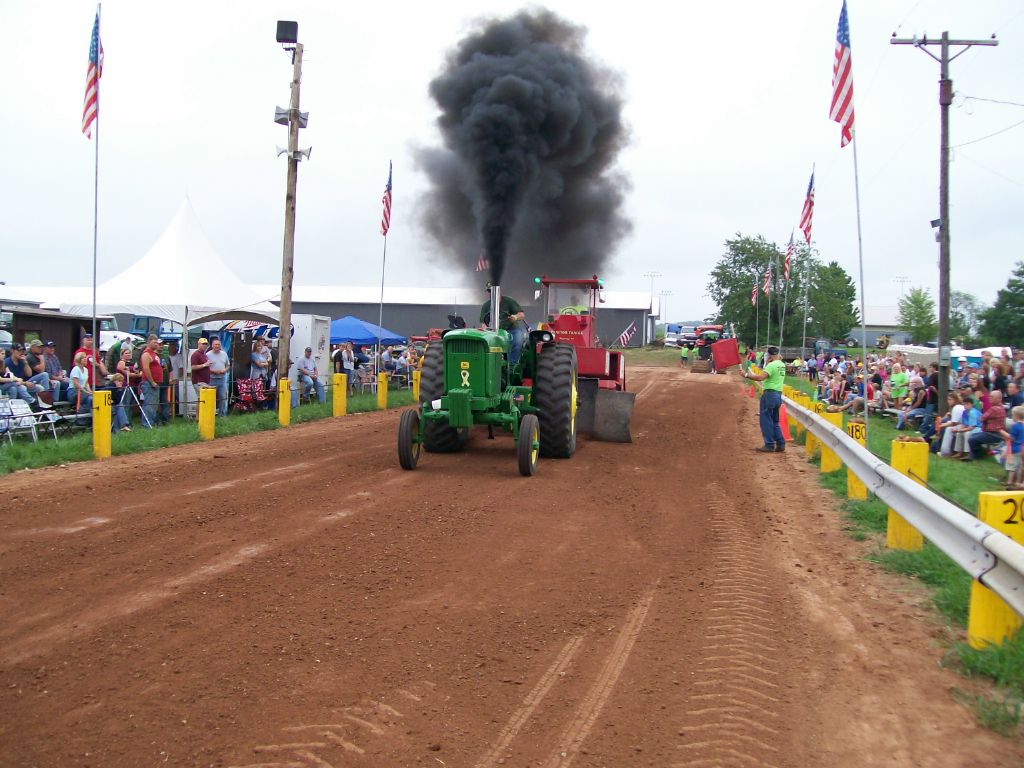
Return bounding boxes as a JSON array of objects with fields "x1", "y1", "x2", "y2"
[{"x1": 1, "y1": 366, "x2": 1021, "y2": 768}]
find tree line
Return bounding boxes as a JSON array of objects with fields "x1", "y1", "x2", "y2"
[
  {"x1": 897, "y1": 262, "x2": 1024, "y2": 347},
  {"x1": 707, "y1": 234, "x2": 858, "y2": 348},
  {"x1": 708, "y1": 235, "x2": 1024, "y2": 349}
]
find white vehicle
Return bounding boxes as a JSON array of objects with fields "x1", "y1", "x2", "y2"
[{"x1": 98, "y1": 317, "x2": 144, "y2": 353}]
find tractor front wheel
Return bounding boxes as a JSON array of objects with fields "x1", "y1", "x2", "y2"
[
  {"x1": 534, "y1": 342, "x2": 578, "y2": 458},
  {"x1": 397, "y1": 409, "x2": 421, "y2": 470},
  {"x1": 420, "y1": 342, "x2": 469, "y2": 453},
  {"x1": 517, "y1": 414, "x2": 540, "y2": 476}
]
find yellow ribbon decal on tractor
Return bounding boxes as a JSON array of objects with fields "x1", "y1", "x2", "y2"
[{"x1": 461, "y1": 368, "x2": 471, "y2": 387}]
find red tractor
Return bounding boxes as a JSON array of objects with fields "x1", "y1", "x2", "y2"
[{"x1": 534, "y1": 275, "x2": 635, "y2": 442}]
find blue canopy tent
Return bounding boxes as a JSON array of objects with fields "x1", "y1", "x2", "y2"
[{"x1": 329, "y1": 316, "x2": 406, "y2": 346}]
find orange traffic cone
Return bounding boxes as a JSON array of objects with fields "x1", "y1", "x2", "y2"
[{"x1": 779, "y1": 403, "x2": 794, "y2": 441}]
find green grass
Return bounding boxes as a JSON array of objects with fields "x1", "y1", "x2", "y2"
[
  {"x1": 621, "y1": 346, "x2": 688, "y2": 367},
  {"x1": 784, "y1": 375, "x2": 1022, "y2": 733},
  {"x1": 0, "y1": 389, "x2": 415, "y2": 476}
]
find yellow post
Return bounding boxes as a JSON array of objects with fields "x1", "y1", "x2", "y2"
[
  {"x1": 412, "y1": 369, "x2": 421, "y2": 402},
  {"x1": 844, "y1": 420, "x2": 868, "y2": 499},
  {"x1": 887, "y1": 440, "x2": 927, "y2": 551},
  {"x1": 791, "y1": 394, "x2": 805, "y2": 437},
  {"x1": 332, "y1": 373, "x2": 347, "y2": 416},
  {"x1": 820, "y1": 411, "x2": 843, "y2": 473},
  {"x1": 806, "y1": 400, "x2": 824, "y2": 458},
  {"x1": 92, "y1": 390, "x2": 111, "y2": 460},
  {"x1": 377, "y1": 372, "x2": 389, "y2": 410},
  {"x1": 278, "y1": 379, "x2": 291, "y2": 426},
  {"x1": 968, "y1": 491, "x2": 1024, "y2": 649},
  {"x1": 198, "y1": 387, "x2": 216, "y2": 440}
]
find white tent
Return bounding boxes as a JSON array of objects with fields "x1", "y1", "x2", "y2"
[{"x1": 64, "y1": 198, "x2": 279, "y2": 328}]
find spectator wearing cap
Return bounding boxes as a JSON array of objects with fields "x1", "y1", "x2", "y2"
[
  {"x1": 5, "y1": 342, "x2": 52, "y2": 405},
  {"x1": 743, "y1": 345, "x2": 787, "y2": 453},
  {"x1": 0, "y1": 354, "x2": 41, "y2": 408},
  {"x1": 42, "y1": 341, "x2": 71, "y2": 402},
  {"x1": 74, "y1": 333, "x2": 108, "y2": 389},
  {"x1": 296, "y1": 346, "x2": 325, "y2": 404},
  {"x1": 190, "y1": 337, "x2": 212, "y2": 401}
]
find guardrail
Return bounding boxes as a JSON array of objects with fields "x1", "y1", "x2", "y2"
[{"x1": 783, "y1": 395, "x2": 1024, "y2": 619}]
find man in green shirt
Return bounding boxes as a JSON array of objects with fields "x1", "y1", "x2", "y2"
[
  {"x1": 744, "y1": 345, "x2": 787, "y2": 452},
  {"x1": 679, "y1": 345, "x2": 690, "y2": 367},
  {"x1": 478, "y1": 285, "x2": 527, "y2": 364}
]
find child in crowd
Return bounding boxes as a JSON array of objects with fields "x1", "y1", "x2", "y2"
[{"x1": 1003, "y1": 405, "x2": 1024, "y2": 489}]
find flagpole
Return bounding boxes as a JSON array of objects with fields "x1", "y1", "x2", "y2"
[
  {"x1": 800, "y1": 247, "x2": 811, "y2": 361},
  {"x1": 765, "y1": 261, "x2": 773, "y2": 358},
  {"x1": 852, "y1": 132, "x2": 869, "y2": 439},
  {"x1": 778, "y1": 232, "x2": 792, "y2": 351},
  {"x1": 91, "y1": 2, "x2": 102, "y2": 388},
  {"x1": 754, "y1": 278, "x2": 759, "y2": 354},
  {"x1": 377, "y1": 235, "x2": 387, "y2": 363}
]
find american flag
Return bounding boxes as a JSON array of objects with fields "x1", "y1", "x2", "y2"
[
  {"x1": 799, "y1": 171, "x2": 815, "y2": 244},
  {"x1": 784, "y1": 231, "x2": 794, "y2": 281},
  {"x1": 380, "y1": 161, "x2": 393, "y2": 236},
  {"x1": 82, "y1": 12, "x2": 103, "y2": 139},
  {"x1": 762, "y1": 265, "x2": 772, "y2": 296},
  {"x1": 750, "y1": 280, "x2": 758, "y2": 307},
  {"x1": 617, "y1": 321, "x2": 637, "y2": 347},
  {"x1": 475, "y1": 253, "x2": 489, "y2": 272},
  {"x1": 830, "y1": 0, "x2": 855, "y2": 147}
]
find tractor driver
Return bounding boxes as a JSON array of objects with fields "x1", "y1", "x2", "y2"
[{"x1": 478, "y1": 284, "x2": 528, "y2": 364}]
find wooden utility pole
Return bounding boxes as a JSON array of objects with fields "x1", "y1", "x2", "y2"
[
  {"x1": 890, "y1": 31, "x2": 998, "y2": 408},
  {"x1": 278, "y1": 42, "x2": 303, "y2": 403}
]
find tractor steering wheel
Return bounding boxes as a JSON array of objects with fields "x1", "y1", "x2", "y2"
[{"x1": 559, "y1": 307, "x2": 581, "y2": 316}]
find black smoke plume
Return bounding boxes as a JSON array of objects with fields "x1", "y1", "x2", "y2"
[{"x1": 416, "y1": 9, "x2": 631, "y2": 291}]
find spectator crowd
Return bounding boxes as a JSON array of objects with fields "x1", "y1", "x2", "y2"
[{"x1": 795, "y1": 347, "x2": 1024, "y2": 489}]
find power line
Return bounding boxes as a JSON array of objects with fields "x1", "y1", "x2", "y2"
[
  {"x1": 959, "y1": 95, "x2": 1024, "y2": 109},
  {"x1": 955, "y1": 149, "x2": 1024, "y2": 188},
  {"x1": 950, "y1": 117, "x2": 1024, "y2": 148}
]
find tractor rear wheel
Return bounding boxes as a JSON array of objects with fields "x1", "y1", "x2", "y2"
[
  {"x1": 420, "y1": 342, "x2": 469, "y2": 453},
  {"x1": 397, "y1": 409, "x2": 420, "y2": 470},
  {"x1": 517, "y1": 414, "x2": 540, "y2": 476},
  {"x1": 534, "y1": 342, "x2": 577, "y2": 458}
]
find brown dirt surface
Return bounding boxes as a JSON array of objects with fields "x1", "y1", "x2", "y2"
[{"x1": 1, "y1": 366, "x2": 1021, "y2": 768}]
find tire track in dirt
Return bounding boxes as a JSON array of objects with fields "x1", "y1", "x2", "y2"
[
  {"x1": 475, "y1": 634, "x2": 586, "y2": 768},
  {"x1": 542, "y1": 588, "x2": 656, "y2": 768},
  {"x1": 227, "y1": 680, "x2": 441, "y2": 768},
  {"x1": 674, "y1": 482, "x2": 785, "y2": 768}
]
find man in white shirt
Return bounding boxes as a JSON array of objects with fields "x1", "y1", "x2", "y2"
[
  {"x1": 297, "y1": 346, "x2": 325, "y2": 404},
  {"x1": 206, "y1": 337, "x2": 231, "y2": 416}
]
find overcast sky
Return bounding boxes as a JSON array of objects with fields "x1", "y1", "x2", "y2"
[{"x1": 2, "y1": 0, "x2": 1022, "y2": 322}]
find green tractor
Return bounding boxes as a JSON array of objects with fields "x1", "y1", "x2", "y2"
[{"x1": 397, "y1": 288, "x2": 578, "y2": 476}]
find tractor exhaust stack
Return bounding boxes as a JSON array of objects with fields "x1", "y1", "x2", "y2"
[{"x1": 490, "y1": 284, "x2": 501, "y2": 332}]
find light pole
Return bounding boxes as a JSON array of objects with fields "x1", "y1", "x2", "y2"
[
  {"x1": 895, "y1": 275, "x2": 910, "y2": 299},
  {"x1": 643, "y1": 271, "x2": 661, "y2": 345},
  {"x1": 274, "y1": 20, "x2": 311, "y2": 420},
  {"x1": 659, "y1": 290, "x2": 673, "y2": 328}
]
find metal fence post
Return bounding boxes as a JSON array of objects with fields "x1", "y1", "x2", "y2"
[{"x1": 377, "y1": 373, "x2": 388, "y2": 410}]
